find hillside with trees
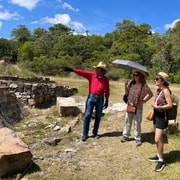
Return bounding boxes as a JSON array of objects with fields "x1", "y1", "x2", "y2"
[{"x1": 0, "y1": 19, "x2": 180, "y2": 82}]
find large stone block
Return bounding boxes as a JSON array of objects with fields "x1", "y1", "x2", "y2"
[
  {"x1": 56, "y1": 97, "x2": 82, "y2": 117},
  {"x1": 0, "y1": 127, "x2": 33, "y2": 177}
]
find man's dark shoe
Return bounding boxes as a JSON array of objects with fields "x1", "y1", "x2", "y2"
[
  {"x1": 82, "y1": 136, "x2": 87, "y2": 142},
  {"x1": 155, "y1": 161, "x2": 166, "y2": 172},
  {"x1": 121, "y1": 136, "x2": 129, "y2": 143},
  {"x1": 91, "y1": 134, "x2": 100, "y2": 139},
  {"x1": 148, "y1": 155, "x2": 159, "y2": 162}
]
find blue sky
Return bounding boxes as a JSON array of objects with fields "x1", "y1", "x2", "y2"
[{"x1": 0, "y1": 0, "x2": 180, "y2": 39}]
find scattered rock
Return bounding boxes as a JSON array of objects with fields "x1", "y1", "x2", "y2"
[{"x1": 43, "y1": 136, "x2": 63, "y2": 146}]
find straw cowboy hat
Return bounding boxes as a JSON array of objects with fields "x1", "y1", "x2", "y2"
[
  {"x1": 158, "y1": 72, "x2": 169, "y2": 82},
  {"x1": 93, "y1": 62, "x2": 108, "y2": 72}
]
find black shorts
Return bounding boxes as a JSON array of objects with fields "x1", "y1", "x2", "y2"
[{"x1": 153, "y1": 109, "x2": 168, "y2": 129}]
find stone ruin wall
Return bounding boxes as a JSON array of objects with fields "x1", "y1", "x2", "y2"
[{"x1": 0, "y1": 76, "x2": 78, "y2": 128}]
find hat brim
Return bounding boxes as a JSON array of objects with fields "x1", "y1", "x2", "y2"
[
  {"x1": 132, "y1": 69, "x2": 147, "y2": 77},
  {"x1": 93, "y1": 66, "x2": 107, "y2": 72}
]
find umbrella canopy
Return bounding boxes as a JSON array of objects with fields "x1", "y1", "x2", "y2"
[{"x1": 112, "y1": 59, "x2": 148, "y2": 75}]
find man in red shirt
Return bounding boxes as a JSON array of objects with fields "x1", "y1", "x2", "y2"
[{"x1": 63, "y1": 62, "x2": 110, "y2": 141}]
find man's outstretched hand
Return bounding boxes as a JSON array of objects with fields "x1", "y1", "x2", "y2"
[
  {"x1": 103, "y1": 100, "x2": 108, "y2": 109},
  {"x1": 62, "y1": 67, "x2": 73, "y2": 72}
]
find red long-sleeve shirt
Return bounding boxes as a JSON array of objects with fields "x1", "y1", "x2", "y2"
[{"x1": 73, "y1": 69, "x2": 110, "y2": 101}]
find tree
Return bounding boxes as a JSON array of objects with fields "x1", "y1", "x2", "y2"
[
  {"x1": 165, "y1": 21, "x2": 180, "y2": 74},
  {"x1": 0, "y1": 38, "x2": 12, "y2": 58},
  {"x1": 18, "y1": 41, "x2": 34, "y2": 61},
  {"x1": 33, "y1": 33, "x2": 56, "y2": 57},
  {"x1": 103, "y1": 33, "x2": 113, "y2": 49},
  {"x1": 110, "y1": 19, "x2": 153, "y2": 66},
  {"x1": 53, "y1": 34, "x2": 92, "y2": 59},
  {"x1": 32, "y1": 28, "x2": 47, "y2": 40},
  {"x1": 48, "y1": 23, "x2": 73, "y2": 36},
  {"x1": 150, "y1": 25, "x2": 180, "y2": 76},
  {"x1": 0, "y1": 38, "x2": 18, "y2": 62},
  {"x1": 11, "y1": 25, "x2": 31, "y2": 44}
]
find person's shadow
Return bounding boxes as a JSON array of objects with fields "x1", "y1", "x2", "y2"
[
  {"x1": 141, "y1": 131, "x2": 169, "y2": 144},
  {"x1": 100, "y1": 131, "x2": 122, "y2": 137},
  {"x1": 164, "y1": 150, "x2": 180, "y2": 163},
  {"x1": 1, "y1": 161, "x2": 41, "y2": 179}
]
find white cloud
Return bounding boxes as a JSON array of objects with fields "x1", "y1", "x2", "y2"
[
  {"x1": 10, "y1": 0, "x2": 41, "y2": 10},
  {"x1": 62, "y1": 2, "x2": 79, "y2": 12},
  {"x1": 70, "y1": 21, "x2": 86, "y2": 32},
  {"x1": 40, "y1": 14, "x2": 71, "y2": 26},
  {"x1": 0, "y1": 10, "x2": 20, "y2": 20},
  {"x1": 0, "y1": 21, "x2": 2, "y2": 29},
  {"x1": 164, "y1": 19, "x2": 180, "y2": 30},
  {"x1": 33, "y1": 13, "x2": 86, "y2": 33}
]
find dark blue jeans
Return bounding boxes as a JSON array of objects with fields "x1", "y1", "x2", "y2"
[{"x1": 82, "y1": 95, "x2": 104, "y2": 138}]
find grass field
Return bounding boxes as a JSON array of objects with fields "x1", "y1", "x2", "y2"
[{"x1": 13, "y1": 76, "x2": 180, "y2": 180}]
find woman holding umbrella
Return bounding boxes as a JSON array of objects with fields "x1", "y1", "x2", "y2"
[{"x1": 121, "y1": 69, "x2": 153, "y2": 146}]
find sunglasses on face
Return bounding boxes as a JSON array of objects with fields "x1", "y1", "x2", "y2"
[
  {"x1": 154, "y1": 77, "x2": 161, "y2": 81},
  {"x1": 133, "y1": 73, "x2": 139, "y2": 77}
]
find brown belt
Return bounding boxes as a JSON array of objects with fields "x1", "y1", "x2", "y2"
[{"x1": 89, "y1": 94, "x2": 103, "y2": 98}]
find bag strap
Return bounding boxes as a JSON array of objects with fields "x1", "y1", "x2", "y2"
[{"x1": 155, "y1": 90, "x2": 163, "y2": 104}]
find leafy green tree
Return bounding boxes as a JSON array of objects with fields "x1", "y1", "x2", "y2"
[
  {"x1": 88, "y1": 35, "x2": 105, "y2": 51},
  {"x1": 11, "y1": 25, "x2": 31, "y2": 44},
  {"x1": 0, "y1": 38, "x2": 19, "y2": 62},
  {"x1": 109, "y1": 20, "x2": 155, "y2": 68},
  {"x1": 18, "y1": 41, "x2": 34, "y2": 61},
  {"x1": 33, "y1": 33, "x2": 56, "y2": 57},
  {"x1": 32, "y1": 28, "x2": 47, "y2": 40},
  {"x1": 165, "y1": 21, "x2": 180, "y2": 74},
  {"x1": 0, "y1": 38, "x2": 12, "y2": 58},
  {"x1": 48, "y1": 23, "x2": 73, "y2": 36},
  {"x1": 53, "y1": 35, "x2": 92, "y2": 60},
  {"x1": 9, "y1": 40, "x2": 19, "y2": 63},
  {"x1": 103, "y1": 33, "x2": 113, "y2": 49},
  {"x1": 151, "y1": 29, "x2": 179, "y2": 76}
]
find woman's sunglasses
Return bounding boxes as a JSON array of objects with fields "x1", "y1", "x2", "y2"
[
  {"x1": 133, "y1": 73, "x2": 139, "y2": 77},
  {"x1": 154, "y1": 77, "x2": 161, "y2": 81}
]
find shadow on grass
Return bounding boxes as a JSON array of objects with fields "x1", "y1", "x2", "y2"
[
  {"x1": 100, "y1": 131, "x2": 122, "y2": 137},
  {"x1": 1, "y1": 161, "x2": 41, "y2": 180},
  {"x1": 141, "y1": 132, "x2": 169, "y2": 144},
  {"x1": 164, "y1": 150, "x2": 180, "y2": 163}
]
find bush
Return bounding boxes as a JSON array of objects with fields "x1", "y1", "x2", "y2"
[
  {"x1": 169, "y1": 74, "x2": 180, "y2": 83},
  {"x1": 107, "y1": 71, "x2": 120, "y2": 80}
]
